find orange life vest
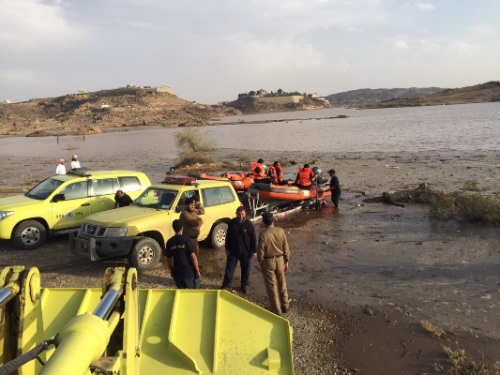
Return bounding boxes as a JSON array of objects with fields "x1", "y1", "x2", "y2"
[
  {"x1": 268, "y1": 165, "x2": 283, "y2": 184},
  {"x1": 251, "y1": 161, "x2": 266, "y2": 179},
  {"x1": 297, "y1": 167, "x2": 313, "y2": 187}
]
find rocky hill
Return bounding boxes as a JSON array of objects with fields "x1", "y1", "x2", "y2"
[
  {"x1": 365, "y1": 81, "x2": 500, "y2": 108},
  {"x1": 326, "y1": 81, "x2": 500, "y2": 109},
  {"x1": 0, "y1": 86, "x2": 240, "y2": 136},
  {"x1": 225, "y1": 95, "x2": 332, "y2": 114},
  {"x1": 325, "y1": 87, "x2": 443, "y2": 108}
]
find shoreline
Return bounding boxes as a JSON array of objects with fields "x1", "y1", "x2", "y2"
[{"x1": 2, "y1": 148, "x2": 499, "y2": 192}]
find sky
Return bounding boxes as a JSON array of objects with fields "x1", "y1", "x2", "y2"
[{"x1": 1, "y1": 0, "x2": 499, "y2": 105}]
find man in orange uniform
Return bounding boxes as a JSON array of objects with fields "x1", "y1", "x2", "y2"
[
  {"x1": 294, "y1": 163, "x2": 315, "y2": 189},
  {"x1": 251, "y1": 158, "x2": 270, "y2": 183},
  {"x1": 268, "y1": 161, "x2": 284, "y2": 184}
]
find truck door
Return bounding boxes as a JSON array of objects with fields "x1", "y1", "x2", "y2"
[
  {"x1": 90, "y1": 178, "x2": 118, "y2": 213},
  {"x1": 51, "y1": 181, "x2": 92, "y2": 229}
]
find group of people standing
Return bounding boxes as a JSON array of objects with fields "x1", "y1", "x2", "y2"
[
  {"x1": 55, "y1": 154, "x2": 81, "y2": 175},
  {"x1": 162, "y1": 203, "x2": 291, "y2": 316}
]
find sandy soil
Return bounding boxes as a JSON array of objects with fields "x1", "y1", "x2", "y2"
[{"x1": 1, "y1": 149, "x2": 499, "y2": 374}]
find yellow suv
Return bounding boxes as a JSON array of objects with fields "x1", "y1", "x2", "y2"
[
  {"x1": 70, "y1": 179, "x2": 241, "y2": 271},
  {"x1": 0, "y1": 170, "x2": 151, "y2": 249}
]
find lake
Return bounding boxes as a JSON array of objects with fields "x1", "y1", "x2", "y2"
[{"x1": 0, "y1": 102, "x2": 498, "y2": 161}]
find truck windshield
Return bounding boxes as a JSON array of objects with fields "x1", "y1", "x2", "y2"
[
  {"x1": 25, "y1": 177, "x2": 64, "y2": 200},
  {"x1": 135, "y1": 188, "x2": 178, "y2": 209}
]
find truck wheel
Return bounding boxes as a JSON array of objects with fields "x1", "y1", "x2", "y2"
[
  {"x1": 211, "y1": 222, "x2": 228, "y2": 248},
  {"x1": 13, "y1": 220, "x2": 47, "y2": 250},
  {"x1": 129, "y1": 237, "x2": 161, "y2": 271}
]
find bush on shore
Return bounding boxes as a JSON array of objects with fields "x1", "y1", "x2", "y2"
[
  {"x1": 174, "y1": 128, "x2": 215, "y2": 167},
  {"x1": 429, "y1": 191, "x2": 500, "y2": 224}
]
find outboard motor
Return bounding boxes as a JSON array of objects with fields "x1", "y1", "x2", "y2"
[{"x1": 312, "y1": 167, "x2": 328, "y2": 184}]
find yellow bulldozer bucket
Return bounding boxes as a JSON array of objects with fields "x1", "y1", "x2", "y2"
[{"x1": 0, "y1": 266, "x2": 294, "y2": 375}]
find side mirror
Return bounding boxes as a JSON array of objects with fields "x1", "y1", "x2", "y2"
[{"x1": 52, "y1": 193, "x2": 66, "y2": 202}]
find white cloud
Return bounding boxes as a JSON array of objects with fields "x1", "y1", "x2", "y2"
[
  {"x1": 0, "y1": 68, "x2": 39, "y2": 84},
  {"x1": 447, "y1": 41, "x2": 473, "y2": 54},
  {"x1": 416, "y1": 2, "x2": 435, "y2": 11},
  {"x1": 393, "y1": 40, "x2": 409, "y2": 50},
  {"x1": 0, "y1": 0, "x2": 88, "y2": 52}
]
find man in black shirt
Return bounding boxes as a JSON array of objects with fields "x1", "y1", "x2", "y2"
[
  {"x1": 114, "y1": 189, "x2": 133, "y2": 208},
  {"x1": 221, "y1": 207, "x2": 257, "y2": 294},
  {"x1": 328, "y1": 169, "x2": 341, "y2": 208},
  {"x1": 163, "y1": 219, "x2": 201, "y2": 289}
]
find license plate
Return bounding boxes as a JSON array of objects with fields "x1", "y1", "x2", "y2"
[{"x1": 77, "y1": 239, "x2": 89, "y2": 251}]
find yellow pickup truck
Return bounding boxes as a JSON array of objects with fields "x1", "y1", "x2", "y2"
[
  {"x1": 70, "y1": 179, "x2": 242, "y2": 271},
  {"x1": 0, "y1": 170, "x2": 151, "y2": 249}
]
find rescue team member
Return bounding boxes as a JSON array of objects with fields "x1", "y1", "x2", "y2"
[
  {"x1": 179, "y1": 197, "x2": 203, "y2": 254},
  {"x1": 294, "y1": 163, "x2": 315, "y2": 189},
  {"x1": 328, "y1": 169, "x2": 341, "y2": 208},
  {"x1": 257, "y1": 212, "x2": 290, "y2": 315},
  {"x1": 221, "y1": 207, "x2": 257, "y2": 294},
  {"x1": 162, "y1": 219, "x2": 201, "y2": 289},
  {"x1": 114, "y1": 189, "x2": 133, "y2": 208},
  {"x1": 268, "y1": 161, "x2": 284, "y2": 184},
  {"x1": 251, "y1": 158, "x2": 270, "y2": 183}
]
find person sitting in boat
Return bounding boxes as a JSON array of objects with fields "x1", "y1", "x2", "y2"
[
  {"x1": 294, "y1": 163, "x2": 316, "y2": 189},
  {"x1": 268, "y1": 161, "x2": 285, "y2": 184},
  {"x1": 251, "y1": 158, "x2": 271, "y2": 183}
]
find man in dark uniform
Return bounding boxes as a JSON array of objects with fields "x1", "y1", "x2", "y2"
[
  {"x1": 162, "y1": 219, "x2": 201, "y2": 289},
  {"x1": 257, "y1": 212, "x2": 290, "y2": 315},
  {"x1": 114, "y1": 189, "x2": 133, "y2": 208},
  {"x1": 328, "y1": 169, "x2": 341, "y2": 208},
  {"x1": 221, "y1": 207, "x2": 257, "y2": 294}
]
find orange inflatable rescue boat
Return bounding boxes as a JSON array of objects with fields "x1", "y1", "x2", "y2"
[
  {"x1": 250, "y1": 182, "x2": 331, "y2": 201},
  {"x1": 190, "y1": 172, "x2": 254, "y2": 191}
]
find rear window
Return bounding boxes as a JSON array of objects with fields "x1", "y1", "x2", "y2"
[
  {"x1": 92, "y1": 178, "x2": 118, "y2": 196},
  {"x1": 202, "y1": 186, "x2": 236, "y2": 207},
  {"x1": 119, "y1": 176, "x2": 143, "y2": 192}
]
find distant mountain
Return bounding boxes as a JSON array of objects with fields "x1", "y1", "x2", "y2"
[
  {"x1": 326, "y1": 81, "x2": 500, "y2": 108},
  {"x1": 368, "y1": 81, "x2": 500, "y2": 108},
  {"x1": 325, "y1": 87, "x2": 443, "y2": 108}
]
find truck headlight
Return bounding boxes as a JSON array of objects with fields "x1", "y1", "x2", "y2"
[
  {"x1": 106, "y1": 227, "x2": 128, "y2": 237},
  {"x1": 0, "y1": 211, "x2": 14, "y2": 221}
]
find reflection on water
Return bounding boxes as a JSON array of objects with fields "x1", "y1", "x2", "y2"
[{"x1": 0, "y1": 102, "x2": 498, "y2": 159}]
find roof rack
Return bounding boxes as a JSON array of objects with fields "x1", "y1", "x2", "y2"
[{"x1": 67, "y1": 168, "x2": 91, "y2": 177}]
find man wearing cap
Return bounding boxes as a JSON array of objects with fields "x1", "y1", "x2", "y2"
[
  {"x1": 179, "y1": 197, "x2": 203, "y2": 255},
  {"x1": 55, "y1": 158, "x2": 66, "y2": 175},
  {"x1": 328, "y1": 169, "x2": 341, "y2": 208},
  {"x1": 221, "y1": 206, "x2": 257, "y2": 294},
  {"x1": 70, "y1": 154, "x2": 81, "y2": 170},
  {"x1": 257, "y1": 212, "x2": 290, "y2": 315}
]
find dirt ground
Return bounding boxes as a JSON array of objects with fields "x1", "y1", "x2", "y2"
[{"x1": 0, "y1": 149, "x2": 499, "y2": 375}]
